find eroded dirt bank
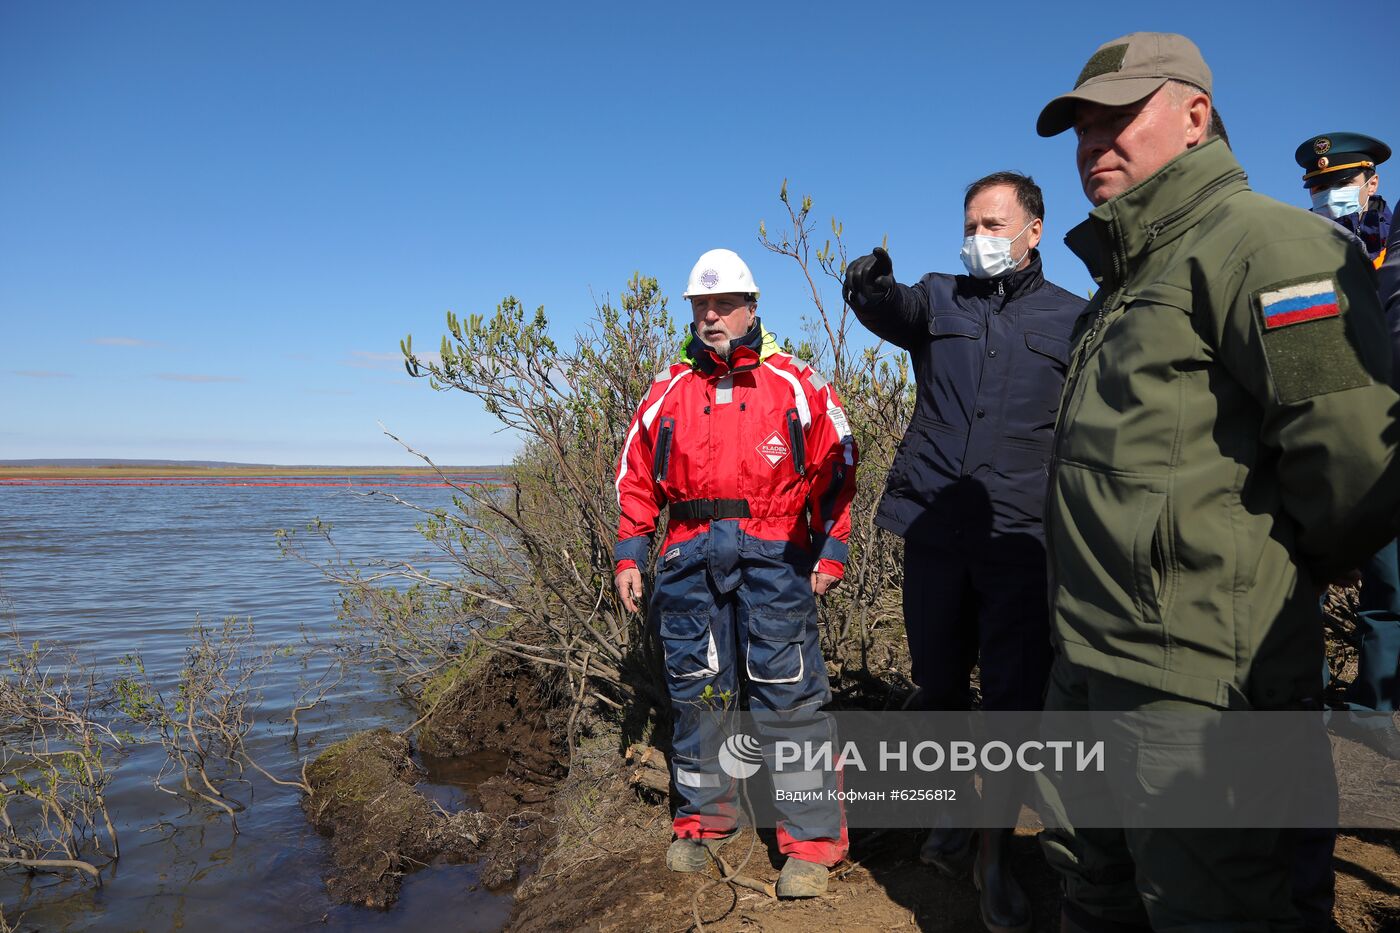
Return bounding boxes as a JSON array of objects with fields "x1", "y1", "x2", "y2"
[{"x1": 302, "y1": 656, "x2": 565, "y2": 910}]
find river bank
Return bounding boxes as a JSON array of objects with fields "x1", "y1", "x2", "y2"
[
  {"x1": 0, "y1": 479, "x2": 514, "y2": 930},
  {"x1": 301, "y1": 655, "x2": 564, "y2": 912}
]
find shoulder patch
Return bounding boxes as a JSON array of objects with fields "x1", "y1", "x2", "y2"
[
  {"x1": 827, "y1": 404, "x2": 851, "y2": 439},
  {"x1": 653, "y1": 365, "x2": 679, "y2": 382},
  {"x1": 1257, "y1": 277, "x2": 1340, "y2": 330},
  {"x1": 1252, "y1": 274, "x2": 1370, "y2": 404}
]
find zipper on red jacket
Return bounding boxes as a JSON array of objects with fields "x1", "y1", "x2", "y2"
[
  {"x1": 786, "y1": 408, "x2": 806, "y2": 477},
  {"x1": 653, "y1": 416, "x2": 675, "y2": 481}
]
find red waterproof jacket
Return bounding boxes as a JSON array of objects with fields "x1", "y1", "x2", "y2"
[{"x1": 614, "y1": 323, "x2": 858, "y2": 578}]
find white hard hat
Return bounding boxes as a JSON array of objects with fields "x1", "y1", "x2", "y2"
[{"x1": 683, "y1": 248, "x2": 760, "y2": 300}]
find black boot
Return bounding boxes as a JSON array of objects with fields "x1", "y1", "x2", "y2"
[
  {"x1": 972, "y1": 828, "x2": 1030, "y2": 933},
  {"x1": 1059, "y1": 903, "x2": 1153, "y2": 933},
  {"x1": 919, "y1": 824, "x2": 974, "y2": 877}
]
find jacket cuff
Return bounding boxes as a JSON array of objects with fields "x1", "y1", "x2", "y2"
[
  {"x1": 615, "y1": 559, "x2": 638, "y2": 574},
  {"x1": 816, "y1": 558, "x2": 845, "y2": 579},
  {"x1": 614, "y1": 535, "x2": 650, "y2": 566},
  {"x1": 813, "y1": 536, "x2": 849, "y2": 565}
]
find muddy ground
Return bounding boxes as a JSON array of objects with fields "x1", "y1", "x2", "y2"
[
  {"x1": 302, "y1": 651, "x2": 1399, "y2": 931},
  {"x1": 511, "y1": 729, "x2": 1400, "y2": 933},
  {"x1": 503, "y1": 602, "x2": 1400, "y2": 931}
]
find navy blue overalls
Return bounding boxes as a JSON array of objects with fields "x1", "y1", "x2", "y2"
[{"x1": 653, "y1": 521, "x2": 847, "y2": 863}]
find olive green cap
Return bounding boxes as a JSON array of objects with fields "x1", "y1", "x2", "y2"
[{"x1": 1037, "y1": 32, "x2": 1213, "y2": 137}]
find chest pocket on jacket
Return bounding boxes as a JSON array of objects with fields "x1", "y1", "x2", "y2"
[
  {"x1": 1025, "y1": 330, "x2": 1070, "y2": 365},
  {"x1": 929, "y1": 311, "x2": 983, "y2": 340},
  {"x1": 922, "y1": 312, "x2": 984, "y2": 423},
  {"x1": 1013, "y1": 330, "x2": 1072, "y2": 423}
]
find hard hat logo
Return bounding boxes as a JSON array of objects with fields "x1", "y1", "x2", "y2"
[{"x1": 683, "y1": 248, "x2": 761, "y2": 300}]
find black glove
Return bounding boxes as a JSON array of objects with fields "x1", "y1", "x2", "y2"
[{"x1": 843, "y1": 246, "x2": 894, "y2": 308}]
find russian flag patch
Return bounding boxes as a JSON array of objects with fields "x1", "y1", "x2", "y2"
[{"x1": 1258, "y1": 278, "x2": 1341, "y2": 330}]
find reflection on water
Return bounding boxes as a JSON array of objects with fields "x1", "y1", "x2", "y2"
[
  {"x1": 417, "y1": 750, "x2": 513, "y2": 813},
  {"x1": 0, "y1": 481, "x2": 512, "y2": 931}
]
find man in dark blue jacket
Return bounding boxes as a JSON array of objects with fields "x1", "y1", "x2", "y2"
[{"x1": 844, "y1": 171, "x2": 1086, "y2": 933}]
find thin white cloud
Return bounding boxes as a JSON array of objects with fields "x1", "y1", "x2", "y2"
[
  {"x1": 342, "y1": 350, "x2": 403, "y2": 370},
  {"x1": 13, "y1": 370, "x2": 74, "y2": 379},
  {"x1": 92, "y1": 336, "x2": 159, "y2": 348},
  {"x1": 342, "y1": 350, "x2": 440, "y2": 371},
  {"x1": 154, "y1": 373, "x2": 245, "y2": 384}
]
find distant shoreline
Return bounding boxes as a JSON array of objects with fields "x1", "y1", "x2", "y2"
[{"x1": 0, "y1": 465, "x2": 502, "y2": 480}]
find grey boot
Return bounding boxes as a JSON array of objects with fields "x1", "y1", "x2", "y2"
[
  {"x1": 775, "y1": 856, "x2": 829, "y2": 898},
  {"x1": 665, "y1": 834, "x2": 730, "y2": 873}
]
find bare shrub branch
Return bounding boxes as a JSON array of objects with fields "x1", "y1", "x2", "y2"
[
  {"x1": 285, "y1": 276, "x2": 679, "y2": 734},
  {"x1": 0, "y1": 623, "x2": 123, "y2": 884},
  {"x1": 115, "y1": 617, "x2": 315, "y2": 833}
]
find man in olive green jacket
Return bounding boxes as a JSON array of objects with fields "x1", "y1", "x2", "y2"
[{"x1": 1034, "y1": 32, "x2": 1400, "y2": 932}]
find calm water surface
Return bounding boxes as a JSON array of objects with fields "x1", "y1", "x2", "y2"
[{"x1": 0, "y1": 479, "x2": 513, "y2": 932}]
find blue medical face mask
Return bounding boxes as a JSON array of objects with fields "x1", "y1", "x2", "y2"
[{"x1": 1311, "y1": 185, "x2": 1363, "y2": 220}]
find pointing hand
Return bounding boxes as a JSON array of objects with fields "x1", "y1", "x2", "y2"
[{"x1": 843, "y1": 246, "x2": 894, "y2": 308}]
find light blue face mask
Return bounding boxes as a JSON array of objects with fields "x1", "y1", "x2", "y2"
[
  {"x1": 1311, "y1": 185, "x2": 1363, "y2": 220},
  {"x1": 959, "y1": 220, "x2": 1035, "y2": 279}
]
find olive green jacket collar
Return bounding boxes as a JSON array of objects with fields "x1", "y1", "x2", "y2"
[{"x1": 1065, "y1": 138, "x2": 1250, "y2": 287}]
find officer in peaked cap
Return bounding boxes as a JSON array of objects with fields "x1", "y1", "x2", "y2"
[
  {"x1": 1296, "y1": 132, "x2": 1392, "y2": 266},
  {"x1": 1290, "y1": 129, "x2": 1400, "y2": 933},
  {"x1": 1294, "y1": 132, "x2": 1400, "y2": 740},
  {"x1": 1297, "y1": 132, "x2": 1400, "y2": 734}
]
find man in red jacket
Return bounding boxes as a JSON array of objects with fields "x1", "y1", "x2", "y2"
[{"x1": 614, "y1": 248, "x2": 857, "y2": 897}]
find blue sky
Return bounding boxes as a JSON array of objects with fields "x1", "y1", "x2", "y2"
[{"x1": 3, "y1": 1, "x2": 1395, "y2": 465}]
